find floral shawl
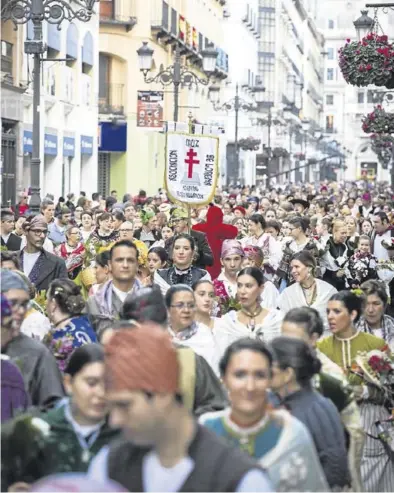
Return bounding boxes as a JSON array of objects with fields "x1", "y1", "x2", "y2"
[{"x1": 55, "y1": 243, "x2": 85, "y2": 279}]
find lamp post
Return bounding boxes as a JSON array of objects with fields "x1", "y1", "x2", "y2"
[
  {"x1": 209, "y1": 81, "x2": 264, "y2": 184},
  {"x1": 1, "y1": 0, "x2": 96, "y2": 214},
  {"x1": 353, "y1": 10, "x2": 374, "y2": 41},
  {"x1": 301, "y1": 119, "x2": 311, "y2": 182},
  {"x1": 136, "y1": 41, "x2": 217, "y2": 122}
]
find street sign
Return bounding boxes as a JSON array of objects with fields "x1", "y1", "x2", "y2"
[{"x1": 165, "y1": 131, "x2": 219, "y2": 205}]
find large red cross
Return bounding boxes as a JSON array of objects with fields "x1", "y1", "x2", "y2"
[{"x1": 184, "y1": 148, "x2": 200, "y2": 178}]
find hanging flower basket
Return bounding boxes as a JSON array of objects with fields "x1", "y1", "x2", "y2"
[
  {"x1": 370, "y1": 133, "x2": 394, "y2": 169},
  {"x1": 338, "y1": 33, "x2": 394, "y2": 87},
  {"x1": 362, "y1": 105, "x2": 394, "y2": 133},
  {"x1": 272, "y1": 147, "x2": 289, "y2": 158},
  {"x1": 238, "y1": 137, "x2": 261, "y2": 151}
]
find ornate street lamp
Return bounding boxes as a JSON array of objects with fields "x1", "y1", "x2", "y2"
[
  {"x1": 1, "y1": 0, "x2": 97, "y2": 213},
  {"x1": 353, "y1": 10, "x2": 374, "y2": 41},
  {"x1": 137, "y1": 41, "x2": 218, "y2": 122},
  {"x1": 209, "y1": 83, "x2": 260, "y2": 184}
]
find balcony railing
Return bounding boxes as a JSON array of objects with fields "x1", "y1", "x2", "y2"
[
  {"x1": 99, "y1": 83, "x2": 125, "y2": 115},
  {"x1": 100, "y1": 0, "x2": 137, "y2": 31}
]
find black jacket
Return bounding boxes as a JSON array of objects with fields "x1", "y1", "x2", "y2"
[
  {"x1": 1, "y1": 233, "x2": 22, "y2": 252},
  {"x1": 283, "y1": 386, "x2": 350, "y2": 489},
  {"x1": 16, "y1": 250, "x2": 68, "y2": 292}
]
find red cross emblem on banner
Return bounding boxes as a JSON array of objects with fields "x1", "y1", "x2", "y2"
[{"x1": 184, "y1": 148, "x2": 200, "y2": 178}]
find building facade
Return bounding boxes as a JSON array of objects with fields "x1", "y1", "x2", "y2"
[
  {"x1": 1, "y1": 6, "x2": 99, "y2": 203},
  {"x1": 99, "y1": 0, "x2": 229, "y2": 197},
  {"x1": 256, "y1": 0, "x2": 326, "y2": 185},
  {"x1": 316, "y1": 0, "x2": 393, "y2": 183}
]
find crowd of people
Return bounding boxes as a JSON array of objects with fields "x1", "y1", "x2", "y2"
[{"x1": 1, "y1": 181, "x2": 394, "y2": 492}]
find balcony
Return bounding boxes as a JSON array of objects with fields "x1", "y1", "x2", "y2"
[
  {"x1": 100, "y1": 0, "x2": 137, "y2": 31},
  {"x1": 99, "y1": 83, "x2": 125, "y2": 116},
  {"x1": 151, "y1": 0, "x2": 178, "y2": 45}
]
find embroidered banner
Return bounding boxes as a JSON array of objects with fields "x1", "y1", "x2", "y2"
[{"x1": 165, "y1": 131, "x2": 219, "y2": 206}]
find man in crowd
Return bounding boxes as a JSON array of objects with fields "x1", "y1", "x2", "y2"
[
  {"x1": 118, "y1": 221, "x2": 134, "y2": 242},
  {"x1": 372, "y1": 211, "x2": 394, "y2": 261},
  {"x1": 17, "y1": 215, "x2": 68, "y2": 292},
  {"x1": 86, "y1": 240, "x2": 142, "y2": 335},
  {"x1": 88, "y1": 324, "x2": 272, "y2": 491},
  {"x1": 124, "y1": 202, "x2": 136, "y2": 222},
  {"x1": 1, "y1": 209, "x2": 22, "y2": 251},
  {"x1": 48, "y1": 206, "x2": 72, "y2": 245},
  {"x1": 1, "y1": 270, "x2": 64, "y2": 408}
]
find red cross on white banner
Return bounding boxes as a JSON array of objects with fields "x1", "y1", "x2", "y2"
[{"x1": 184, "y1": 148, "x2": 200, "y2": 178}]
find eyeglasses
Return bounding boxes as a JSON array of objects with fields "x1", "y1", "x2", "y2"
[
  {"x1": 30, "y1": 229, "x2": 48, "y2": 236},
  {"x1": 171, "y1": 303, "x2": 196, "y2": 310},
  {"x1": 8, "y1": 299, "x2": 31, "y2": 311}
]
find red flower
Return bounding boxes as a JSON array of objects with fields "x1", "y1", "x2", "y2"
[
  {"x1": 346, "y1": 38, "x2": 351, "y2": 43},
  {"x1": 366, "y1": 64, "x2": 372, "y2": 71},
  {"x1": 359, "y1": 65, "x2": 365, "y2": 72}
]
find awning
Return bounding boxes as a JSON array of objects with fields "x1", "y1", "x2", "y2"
[
  {"x1": 44, "y1": 132, "x2": 58, "y2": 156},
  {"x1": 98, "y1": 122, "x2": 127, "y2": 152},
  {"x1": 23, "y1": 130, "x2": 33, "y2": 153},
  {"x1": 82, "y1": 31, "x2": 94, "y2": 66},
  {"x1": 66, "y1": 23, "x2": 78, "y2": 59},
  {"x1": 81, "y1": 135, "x2": 93, "y2": 155},
  {"x1": 63, "y1": 136, "x2": 75, "y2": 157}
]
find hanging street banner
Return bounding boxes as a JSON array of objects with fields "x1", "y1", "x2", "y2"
[{"x1": 165, "y1": 131, "x2": 219, "y2": 205}]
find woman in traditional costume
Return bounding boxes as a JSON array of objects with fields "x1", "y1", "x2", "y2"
[
  {"x1": 241, "y1": 213, "x2": 281, "y2": 279},
  {"x1": 154, "y1": 234, "x2": 210, "y2": 295},
  {"x1": 281, "y1": 307, "x2": 365, "y2": 492},
  {"x1": 321, "y1": 220, "x2": 352, "y2": 290},
  {"x1": 278, "y1": 251, "x2": 337, "y2": 334},
  {"x1": 218, "y1": 267, "x2": 282, "y2": 344},
  {"x1": 200, "y1": 338, "x2": 329, "y2": 492},
  {"x1": 54, "y1": 225, "x2": 85, "y2": 281},
  {"x1": 165, "y1": 284, "x2": 221, "y2": 375},
  {"x1": 358, "y1": 279, "x2": 394, "y2": 351},
  {"x1": 242, "y1": 245, "x2": 280, "y2": 310},
  {"x1": 318, "y1": 290, "x2": 394, "y2": 492},
  {"x1": 2, "y1": 344, "x2": 119, "y2": 491},
  {"x1": 270, "y1": 336, "x2": 351, "y2": 490},
  {"x1": 44, "y1": 280, "x2": 97, "y2": 372},
  {"x1": 274, "y1": 216, "x2": 324, "y2": 291}
]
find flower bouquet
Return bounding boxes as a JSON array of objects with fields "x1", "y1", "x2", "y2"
[
  {"x1": 339, "y1": 33, "x2": 394, "y2": 87},
  {"x1": 213, "y1": 279, "x2": 241, "y2": 316},
  {"x1": 355, "y1": 350, "x2": 394, "y2": 389},
  {"x1": 1, "y1": 413, "x2": 53, "y2": 487},
  {"x1": 238, "y1": 137, "x2": 261, "y2": 152},
  {"x1": 377, "y1": 260, "x2": 394, "y2": 301},
  {"x1": 370, "y1": 133, "x2": 394, "y2": 169},
  {"x1": 43, "y1": 332, "x2": 74, "y2": 372},
  {"x1": 362, "y1": 106, "x2": 394, "y2": 134}
]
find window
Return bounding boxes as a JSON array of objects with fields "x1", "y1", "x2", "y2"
[
  {"x1": 326, "y1": 115, "x2": 334, "y2": 132},
  {"x1": 326, "y1": 94, "x2": 334, "y2": 105},
  {"x1": 1, "y1": 40, "x2": 13, "y2": 76},
  {"x1": 327, "y1": 68, "x2": 334, "y2": 80},
  {"x1": 99, "y1": 53, "x2": 110, "y2": 102},
  {"x1": 367, "y1": 90, "x2": 375, "y2": 103},
  {"x1": 328, "y1": 19, "x2": 334, "y2": 29},
  {"x1": 358, "y1": 92, "x2": 365, "y2": 104},
  {"x1": 327, "y1": 48, "x2": 334, "y2": 60}
]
